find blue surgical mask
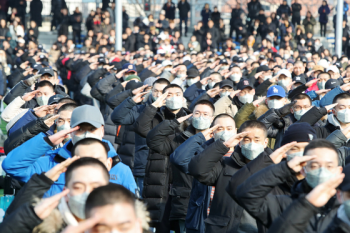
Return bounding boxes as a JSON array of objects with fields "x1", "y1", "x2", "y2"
[
  {"x1": 317, "y1": 81, "x2": 326, "y2": 90},
  {"x1": 166, "y1": 96, "x2": 183, "y2": 110},
  {"x1": 192, "y1": 116, "x2": 212, "y2": 130},
  {"x1": 208, "y1": 81, "x2": 216, "y2": 89},
  {"x1": 241, "y1": 142, "x2": 265, "y2": 160},
  {"x1": 37, "y1": 95, "x2": 50, "y2": 106},
  {"x1": 214, "y1": 130, "x2": 235, "y2": 141},
  {"x1": 220, "y1": 92, "x2": 230, "y2": 97},
  {"x1": 56, "y1": 123, "x2": 71, "y2": 143},
  {"x1": 286, "y1": 151, "x2": 303, "y2": 161},
  {"x1": 305, "y1": 167, "x2": 336, "y2": 188},
  {"x1": 68, "y1": 192, "x2": 89, "y2": 219},
  {"x1": 151, "y1": 94, "x2": 158, "y2": 102}
]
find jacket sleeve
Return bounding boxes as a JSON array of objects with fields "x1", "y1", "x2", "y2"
[
  {"x1": 0, "y1": 203, "x2": 42, "y2": 233},
  {"x1": 326, "y1": 129, "x2": 348, "y2": 149},
  {"x1": 226, "y1": 152, "x2": 275, "y2": 201},
  {"x1": 184, "y1": 81, "x2": 204, "y2": 103},
  {"x1": 298, "y1": 106, "x2": 327, "y2": 126},
  {"x1": 188, "y1": 140, "x2": 229, "y2": 186},
  {"x1": 255, "y1": 79, "x2": 273, "y2": 96},
  {"x1": 146, "y1": 119, "x2": 180, "y2": 155},
  {"x1": 257, "y1": 108, "x2": 282, "y2": 138},
  {"x1": 96, "y1": 73, "x2": 119, "y2": 96},
  {"x1": 266, "y1": 196, "x2": 319, "y2": 233},
  {"x1": 288, "y1": 84, "x2": 307, "y2": 100},
  {"x1": 234, "y1": 103, "x2": 256, "y2": 129},
  {"x1": 111, "y1": 97, "x2": 139, "y2": 125},
  {"x1": 90, "y1": 84, "x2": 104, "y2": 102},
  {"x1": 235, "y1": 161, "x2": 295, "y2": 227},
  {"x1": 2, "y1": 133, "x2": 53, "y2": 182},
  {"x1": 106, "y1": 89, "x2": 132, "y2": 109},
  {"x1": 319, "y1": 86, "x2": 344, "y2": 107},
  {"x1": 4, "y1": 118, "x2": 50, "y2": 154},
  {"x1": 214, "y1": 96, "x2": 234, "y2": 116},
  {"x1": 170, "y1": 133, "x2": 206, "y2": 174},
  {"x1": 4, "y1": 81, "x2": 30, "y2": 105},
  {"x1": 1, "y1": 96, "x2": 27, "y2": 122},
  {"x1": 133, "y1": 104, "x2": 158, "y2": 138},
  {"x1": 5, "y1": 173, "x2": 54, "y2": 217}
]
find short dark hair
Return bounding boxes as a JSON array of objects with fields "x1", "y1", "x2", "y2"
[
  {"x1": 37, "y1": 80, "x2": 54, "y2": 91},
  {"x1": 58, "y1": 97, "x2": 77, "y2": 105},
  {"x1": 71, "y1": 138, "x2": 109, "y2": 158},
  {"x1": 291, "y1": 93, "x2": 312, "y2": 105},
  {"x1": 85, "y1": 183, "x2": 135, "y2": 217},
  {"x1": 333, "y1": 93, "x2": 350, "y2": 104},
  {"x1": 193, "y1": 100, "x2": 215, "y2": 114},
  {"x1": 163, "y1": 84, "x2": 183, "y2": 93},
  {"x1": 317, "y1": 72, "x2": 331, "y2": 79},
  {"x1": 212, "y1": 113, "x2": 235, "y2": 127},
  {"x1": 58, "y1": 103, "x2": 78, "y2": 114},
  {"x1": 65, "y1": 157, "x2": 110, "y2": 185},
  {"x1": 303, "y1": 139, "x2": 338, "y2": 158},
  {"x1": 154, "y1": 78, "x2": 170, "y2": 86},
  {"x1": 238, "y1": 120, "x2": 267, "y2": 138}
]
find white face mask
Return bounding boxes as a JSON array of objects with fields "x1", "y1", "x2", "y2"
[
  {"x1": 186, "y1": 78, "x2": 197, "y2": 87},
  {"x1": 264, "y1": 75, "x2": 272, "y2": 80},
  {"x1": 238, "y1": 94, "x2": 254, "y2": 104},
  {"x1": 336, "y1": 109, "x2": 350, "y2": 124},
  {"x1": 72, "y1": 131, "x2": 103, "y2": 145},
  {"x1": 37, "y1": 95, "x2": 50, "y2": 106},
  {"x1": 230, "y1": 74, "x2": 241, "y2": 82},
  {"x1": 220, "y1": 92, "x2": 230, "y2": 97},
  {"x1": 57, "y1": 122, "x2": 71, "y2": 143},
  {"x1": 67, "y1": 192, "x2": 89, "y2": 219},
  {"x1": 268, "y1": 99, "x2": 284, "y2": 109}
]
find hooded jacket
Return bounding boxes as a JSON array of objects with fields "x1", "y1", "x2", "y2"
[
  {"x1": 235, "y1": 161, "x2": 340, "y2": 232},
  {"x1": 2, "y1": 133, "x2": 137, "y2": 196}
]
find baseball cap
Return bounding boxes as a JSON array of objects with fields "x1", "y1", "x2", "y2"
[
  {"x1": 293, "y1": 75, "x2": 306, "y2": 85},
  {"x1": 32, "y1": 63, "x2": 42, "y2": 71},
  {"x1": 256, "y1": 65, "x2": 270, "y2": 73},
  {"x1": 259, "y1": 55, "x2": 266, "y2": 60},
  {"x1": 334, "y1": 61, "x2": 342, "y2": 70},
  {"x1": 98, "y1": 57, "x2": 106, "y2": 64},
  {"x1": 277, "y1": 69, "x2": 291, "y2": 78},
  {"x1": 326, "y1": 65, "x2": 339, "y2": 74},
  {"x1": 325, "y1": 79, "x2": 340, "y2": 89},
  {"x1": 318, "y1": 59, "x2": 329, "y2": 69},
  {"x1": 299, "y1": 56, "x2": 308, "y2": 63},
  {"x1": 237, "y1": 79, "x2": 254, "y2": 90},
  {"x1": 281, "y1": 122, "x2": 317, "y2": 146},
  {"x1": 219, "y1": 59, "x2": 229, "y2": 65},
  {"x1": 122, "y1": 63, "x2": 137, "y2": 73},
  {"x1": 39, "y1": 67, "x2": 54, "y2": 77},
  {"x1": 48, "y1": 94, "x2": 70, "y2": 105},
  {"x1": 219, "y1": 79, "x2": 234, "y2": 88},
  {"x1": 70, "y1": 105, "x2": 105, "y2": 128},
  {"x1": 267, "y1": 85, "x2": 286, "y2": 98},
  {"x1": 313, "y1": 65, "x2": 324, "y2": 72},
  {"x1": 187, "y1": 69, "x2": 200, "y2": 78},
  {"x1": 232, "y1": 56, "x2": 239, "y2": 62},
  {"x1": 162, "y1": 60, "x2": 172, "y2": 67}
]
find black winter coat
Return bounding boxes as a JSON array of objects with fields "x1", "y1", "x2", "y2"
[
  {"x1": 134, "y1": 105, "x2": 191, "y2": 223},
  {"x1": 235, "y1": 161, "x2": 340, "y2": 232},
  {"x1": 162, "y1": 2, "x2": 176, "y2": 20},
  {"x1": 146, "y1": 118, "x2": 196, "y2": 221},
  {"x1": 178, "y1": 1, "x2": 190, "y2": 18},
  {"x1": 188, "y1": 140, "x2": 270, "y2": 233},
  {"x1": 291, "y1": 3, "x2": 302, "y2": 19}
]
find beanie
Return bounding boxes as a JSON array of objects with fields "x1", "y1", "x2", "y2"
[
  {"x1": 280, "y1": 122, "x2": 317, "y2": 146},
  {"x1": 125, "y1": 80, "x2": 143, "y2": 91},
  {"x1": 124, "y1": 74, "x2": 141, "y2": 82}
]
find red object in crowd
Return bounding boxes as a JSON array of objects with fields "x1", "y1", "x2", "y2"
[{"x1": 306, "y1": 80, "x2": 319, "y2": 93}]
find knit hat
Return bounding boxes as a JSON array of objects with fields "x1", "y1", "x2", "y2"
[
  {"x1": 281, "y1": 122, "x2": 317, "y2": 146},
  {"x1": 144, "y1": 77, "x2": 157, "y2": 86},
  {"x1": 124, "y1": 74, "x2": 141, "y2": 82}
]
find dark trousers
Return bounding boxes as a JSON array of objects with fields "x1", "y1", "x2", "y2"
[
  {"x1": 179, "y1": 17, "x2": 188, "y2": 35},
  {"x1": 292, "y1": 17, "x2": 300, "y2": 27},
  {"x1": 320, "y1": 23, "x2": 327, "y2": 37},
  {"x1": 155, "y1": 195, "x2": 171, "y2": 233},
  {"x1": 73, "y1": 29, "x2": 81, "y2": 44}
]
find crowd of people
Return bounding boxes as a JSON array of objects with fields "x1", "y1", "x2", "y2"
[{"x1": 3, "y1": 0, "x2": 350, "y2": 233}]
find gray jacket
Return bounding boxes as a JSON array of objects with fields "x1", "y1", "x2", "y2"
[{"x1": 326, "y1": 129, "x2": 350, "y2": 167}]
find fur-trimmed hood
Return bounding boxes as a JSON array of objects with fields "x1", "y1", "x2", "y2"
[{"x1": 253, "y1": 103, "x2": 269, "y2": 119}]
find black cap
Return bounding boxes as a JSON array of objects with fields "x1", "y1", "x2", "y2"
[
  {"x1": 229, "y1": 63, "x2": 239, "y2": 69},
  {"x1": 39, "y1": 67, "x2": 54, "y2": 76},
  {"x1": 98, "y1": 57, "x2": 106, "y2": 64},
  {"x1": 219, "y1": 59, "x2": 229, "y2": 65},
  {"x1": 187, "y1": 68, "x2": 200, "y2": 78},
  {"x1": 273, "y1": 65, "x2": 282, "y2": 69},
  {"x1": 293, "y1": 75, "x2": 306, "y2": 85},
  {"x1": 325, "y1": 79, "x2": 340, "y2": 90},
  {"x1": 41, "y1": 61, "x2": 49, "y2": 67},
  {"x1": 125, "y1": 80, "x2": 143, "y2": 90},
  {"x1": 274, "y1": 54, "x2": 282, "y2": 59},
  {"x1": 269, "y1": 57, "x2": 276, "y2": 63},
  {"x1": 256, "y1": 65, "x2": 270, "y2": 73},
  {"x1": 300, "y1": 56, "x2": 308, "y2": 63},
  {"x1": 32, "y1": 63, "x2": 42, "y2": 71},
  {"x1": 219, "y1": 79, "x2": 234, "y2": 88},
  {"x1": 339, "y1": 164, "x2": 350, "y2": 191},
  {"x1": 334, "y1": 61, "x2": 342, "y2": 69},
  {"x1": 259, "y1": 55, "x2": 266, "y2": 60},
  {"x1": 237, "y1": 79, "x2": 254, "y2": 90},
  {"x1": 134, "y1": 54, "x2": 141, "y2": 59},
  {"x1": 237, "y1": 57, "x2": 244, "y2": 63},
  {"x1": 232, "y1": 56, "x2": 239, "y2": 62},
  {"x1": 281, "y1": 122, "x2": 317, "y2": 146},
  {"x1": 48, "y1": 94, "x2": 70, "y2": 105}
]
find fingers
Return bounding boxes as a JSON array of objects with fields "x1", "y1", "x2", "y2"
[
  {"x1": 67, "y1": 126, "x2": 79, "y2": 134},
  {"x1": 71, "y1": 215, "x2": 103, "y2": 232},
  {"x1": 138, "y1": 91, "x2": 149, "y2": 97},
  {"x1": 325, "y1": 103, "x2": 338, "y2": 110},
  {"x1": 48, "y1": 189, "x2": 70, "y2": 204},
  {"x1": 209, "y1": 124, "x2": 220, "y2": 132},
  {"x1": 46, "y1": 114, "x2": 59, "y2": 122},
  {"x1": 294, "y1": 155, "x2": 317, "y2": 164},
  {"x1": 30, "y1": 90, "x2": 41, "y2": 95}
]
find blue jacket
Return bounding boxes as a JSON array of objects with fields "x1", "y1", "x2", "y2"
[
  {"x1": 318, "y1": 5, "x2": 330, "y2": 24},
  {"x1": 111, "y1": 96, "x2": 152, "y2": 177},
  {"x1": 307, "y1": 86, "x2": 344, "y2": 107},
  {"x1": 2, "y1": 132, "x2": 137, "y2": 196},
  {"x1": 8, "y1": 109, "x2": 37, "y2": 135},
  {"x1": 170, "y1": 132, "x2": 213, "y2": 233}
]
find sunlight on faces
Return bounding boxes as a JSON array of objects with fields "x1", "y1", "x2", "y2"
[
  {"x1": 56, "y1": 110, "x2": 72, "y2": 127},
  {"x1": 165, "y1": 87, "x2": 184, "y2": 99},
  {"x1": 291, "y1": 98, "x2": 312, "y2": 114},
  {"x1": 65, "y1": 166, "x2": 109, "y2": 196},
  {"x1": 318, "y1": 73, "x2": 331, "y2": 83},
  {"x1": 239, "y1": 127, "x2": 268, "y2": 148},
  {"x1": 332, "y1": 98, "x2": 350, "y2": 118},
  {"x1": 239, "y1": 87, "x2": 255, "y2": 97},
  {"x1": 73, "y1": 142, "x2": 112, "y2": 171},
  {"x1": 300, "y1": 148, "x2": 341, "y2": 178},
  {"x1": 87, "y1": 203, "x2": 142, "y2": 233},
  {"x1": 285, "y1": 142, "x2": 309, "y2": 156},
  {"x1": 293, "y1": 62, "x2": 304, "y2": 76},
  {"x1": 36, "y1": 86, "x2": 55, "y2": 98},
  {"x1": 213, "y1": 117, "x2": 236, "y2": 135},
  {"x1": 193, "y1": 104, "x2": 214, "y2": 120}
]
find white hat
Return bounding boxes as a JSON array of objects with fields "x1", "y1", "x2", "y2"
[
  {"x1": 326, "y1": 65, "x2": 339, "y2": 74},
  {"x1": 162, "y1": 60, "x2": 172, "y2": 67},
  {"x1": 17, "y1": 38, "x2": 25, "y2": 44},
  {"x1": 277, "y1": 69, "x2": 291, "y2": 78},
  {"x1": 318, "y1": 59, "x2": 329, "y2": 69}
]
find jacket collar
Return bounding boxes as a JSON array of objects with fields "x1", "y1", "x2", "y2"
[
  {"x1": 328, "y1": 114, "x2": 343, "y2": 130},
  {"x1": 158, "y1": 106, "x2": 191, "y2": 120}
]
